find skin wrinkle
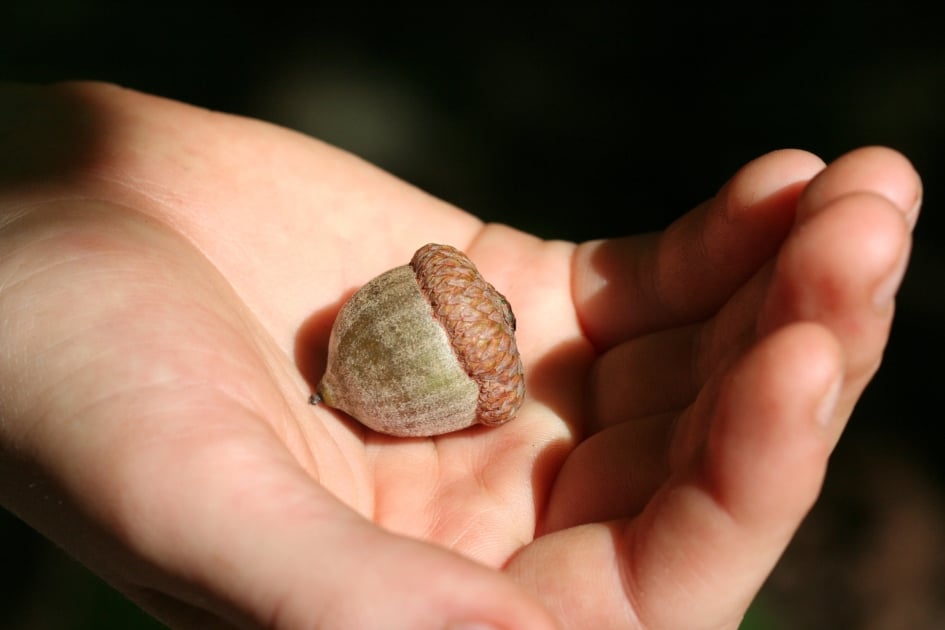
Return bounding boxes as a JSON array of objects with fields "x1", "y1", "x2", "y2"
[
  {"x1": 638, "y1": 232, "x2": 673, "y2": 336},
  {"x1": 89, "y1": 167, "x2": 193, "y2": 214},
  {"x1": 568, "y1": 239, "x2": 594, "y2": 349},
  {"x1": 470, "y1": 446, "x2": 532, "y2": 562},
  {"x1": 693, "y1": 200, "x2": 720, "y2": 284},
  {"x1": 0, "y1": 204, "x2": 36, "y2": 233},
  {"x1": 0, "y1": 233, "x2": 133, "y2": 295},
  {"x1": 652, "y1": 485, "x2": 727, "y2": 628},
  {"x1": 620, "y1": 517, "x2": 655, "y2": 630},
  {"x1": 440, "y1": 503, "x2": 501, "y2": 562},
  {"x1": 695, "y1": 318, "x2": 752, "y2": 404},
  {"x1": 369, "y1": 437, "x2": 437, "y2": 527},
  {"x1": 1, "y1": 215, "x2": 213, "y2": 313},
  {"x1": 679, "y1": 322, "x2": 707, "y2": 416},
  {"x1": 604, "y1": 523, "x2": 643, "y2": 630},
  {"x1": 37, "y1": 301, "x2": 247, "y2": 391},
  {"x1": 25, "y1": 344, "x2": 273, "y2": 467},
  {"x1": 2, "y1": 322, "x2": 115, "y2": 449},
  {"x1": 229, "y1": 302, "x2": 335, "y2": 484}
]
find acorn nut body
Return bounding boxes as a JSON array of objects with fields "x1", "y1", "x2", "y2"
[{"x1": 312, "y1": 243, "x2": 525, "y2": 437}]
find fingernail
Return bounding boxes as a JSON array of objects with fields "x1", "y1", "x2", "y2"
[
  {"x1": 816, "y1": 374, "x2": 843, "y2": 428},
  {"x1": 871, "y1": 246, "x2": 910, "y2": 312}
]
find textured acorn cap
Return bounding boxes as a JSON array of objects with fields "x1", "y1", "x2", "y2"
[{"x1": 313, "y1": 243, "x2": 525, "y2": 437}]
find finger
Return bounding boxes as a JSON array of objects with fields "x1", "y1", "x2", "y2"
[
  {"x1": 541, "y1": 412, "x2": 675, "y2": 533},
  {"x1": 760, "y1": 191, "x2": 911, "y2": 432},
  {"x1": 573, "y1": 149, "x2": 825, "y2": 349},
  {"x1": 586, "y1": 324, "x2": 700, "y2": 428},
  {"x1": 629, "y1": 323, "x2": 844, "y2": 629},
  {"x1": 510, "y1": 323, "x2": 843, "y2": 629}
]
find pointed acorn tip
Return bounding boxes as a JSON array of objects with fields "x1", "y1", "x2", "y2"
[{"x1": 308, "y1": 393, "x2": 322, "y2": 406}]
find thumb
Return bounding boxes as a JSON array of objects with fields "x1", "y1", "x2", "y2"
[
  {"x1": 132, "y1": 446, "x2": 559, "y2": 629},
  {"x1": 137, "y1": 455, "x2": 557, "y2": 629},
  {"x1": 4, "y1": 404, "x2": 556, "y2": 630}
]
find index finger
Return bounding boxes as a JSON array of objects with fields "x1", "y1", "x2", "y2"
[{"x1": 571, "y1": 149, "x2": 826, "y2": 349}]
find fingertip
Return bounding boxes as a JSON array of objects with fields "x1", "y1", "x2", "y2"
[
  {"x1": 730, "y1": 148, "x2": 826, "y2": 184},
  {"x1": 708, "y1": 322, "x2": 843, "y2": 527},
  {"x1": 771, "y1": 190, "x2": 911, "y2": 324},
  {"x1": 798, "y1": 146, "x2": 923, "y2": 228},
  {"x1": 721, "y1": 148, "x2": 826, "y2": 219}
]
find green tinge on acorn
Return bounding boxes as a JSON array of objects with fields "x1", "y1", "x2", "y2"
[{"x1": 310, "y1": 243, "x2": 525, "y2": 437}]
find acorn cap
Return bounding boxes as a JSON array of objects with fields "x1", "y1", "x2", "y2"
[{"x1": 410, "y1": 243, "x2": 525, "y2": 426}]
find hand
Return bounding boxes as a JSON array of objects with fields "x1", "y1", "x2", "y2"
[{"x1": 0, "y1": 82, "x2": 920, "y2": 629}]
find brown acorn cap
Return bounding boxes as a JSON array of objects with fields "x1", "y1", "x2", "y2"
[{"x1": 410, "y1": 243, "x2": 525, "y2": 426}]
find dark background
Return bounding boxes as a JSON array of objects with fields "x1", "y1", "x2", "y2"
[{"x1": 2, "y1": 2, "x2": 943, "y2": 628}]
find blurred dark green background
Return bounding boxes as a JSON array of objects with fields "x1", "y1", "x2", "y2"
[{"x1": 2, "y1": 2, "x2": 944, "y2": 628}]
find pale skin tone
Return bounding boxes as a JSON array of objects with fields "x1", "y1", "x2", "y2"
[{"x1": 0, "y1": 81, "x2": 921, "y2": 629}]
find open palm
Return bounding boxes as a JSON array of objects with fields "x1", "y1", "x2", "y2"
[{"x1": 0, "y1": 82, "x2": 919, "y2": 629}]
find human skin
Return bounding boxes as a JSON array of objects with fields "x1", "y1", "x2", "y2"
[{"x1": 0, "y1": 81, "x2": 921, "y2": 629}]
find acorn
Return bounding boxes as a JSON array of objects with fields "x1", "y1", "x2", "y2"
[{"x1": 309, "y1": 243, "x2": 525, "y2": 437}]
